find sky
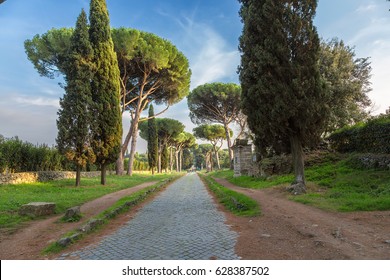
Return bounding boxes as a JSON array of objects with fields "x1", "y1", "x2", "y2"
[{"x1": 0, "y1": 0, "x2": 389, "y2": 153}]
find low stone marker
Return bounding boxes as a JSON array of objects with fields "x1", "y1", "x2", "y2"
[
  {"x1": 19, "y1": 202, "x2": 56, "y2": 217},
  {"x1": 63, "y1": 206, "x2": 81, "y2": 222}
]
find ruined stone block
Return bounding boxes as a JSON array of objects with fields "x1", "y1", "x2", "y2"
[{"x1": 19, "y1": 202, "x2": 56, "y2": 217}]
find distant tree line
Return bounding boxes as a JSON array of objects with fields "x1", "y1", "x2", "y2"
[
  {"x1": 0, "y1": 134, "x2": 154, "y2": 174},
  {"x1": 0, "y1": 135, "x2": 65, "y2": 173},
  {"x1": 138, "y1": 116, "x2": 196, "y2": 173}
]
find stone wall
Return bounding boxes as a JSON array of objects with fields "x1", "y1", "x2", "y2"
[
  {"x1": 349, "y1": 154, "x2": 390, "y2": 170},
  {"x1": 0, "y1": 171, "x2": 113, "y2": 185},
  {"x1": 233, "y1": 144, "x2": 253, "y2": 177}
]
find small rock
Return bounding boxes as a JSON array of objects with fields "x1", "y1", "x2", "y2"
[
  {"x1": 332, "y1": 227, "x2": 343, "y2": 239},
  {"x1": 63, "y1": 206, "x2": 81, "y2": 222},
  {"x1": 69, "y1": 233, "x2": 82, "y2": 241},
  {"x1": 79, "y1": 218, "x2": 103, "y2": 233},
  {"x1": 57, "y1": 237, "x2": 71, "y2": 247},
  {"x1": 352, "y1": 242, "x2": 363, "y2": 249},
  {"x1": 261, "y1": 234, "x2": 271, "y2": 238},
  {"x1": 384, "y1": 240, "x2": 390, "y2": 244},
  {"x1": 312, "y1": 224, "x2": 319, "y2": 227},
  {"x1": 79, "y1": 223, "x2": 91, "y2": 233}
]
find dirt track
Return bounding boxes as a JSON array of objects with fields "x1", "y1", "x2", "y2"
[{"x1": 214, "y1": 177, "x2": 390, "y2": 260}]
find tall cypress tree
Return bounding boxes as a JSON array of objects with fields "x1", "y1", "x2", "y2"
[
  {"x1": 161, "y1": 145, "x2": 169, "y2": 173},
  {"x1": 89, "y1": 0, "x2": 122, "y2": 185},
  {"x1": 56, "y1": 9, "x2": 95, "y2": 186},
  {"x1": 239, "y1": 0, "x2": 329, "y2": 194},
  {"x1": 147, "y1": 105, "x2": 158, "y2": 175}
]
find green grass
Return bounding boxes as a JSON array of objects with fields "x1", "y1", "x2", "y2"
[
  {"x1": 200, "y1": 173, "x2": 260, "y2": 217},
  {"x1": 298, "y1": 159, "x2": 390, "y2": 212},
  {"x1": 0, "y1": 173, "x2": 179, "y2": 229},
  {"x1": 211, "y1": 155, "x2": 390, "y2": 212},
  {"x1": 210, "y1": 169, "x2": 293, "y2": 189}
]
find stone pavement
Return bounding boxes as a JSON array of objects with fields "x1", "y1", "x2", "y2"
[{"x1": 59, "y1": 173, "x2": 239, "y2": 260}]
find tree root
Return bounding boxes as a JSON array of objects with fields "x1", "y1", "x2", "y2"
[{"x1": 286, "y1": 182, "x2": 307, "y2": 195}]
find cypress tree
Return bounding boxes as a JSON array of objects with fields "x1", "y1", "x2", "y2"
[
  {"x1": 147, "y1": 105, "x2": 158, "y2": 175},
  {"x1": 56, "y1": 9, "x2": 95, "y2": 186},
  {"x1": 239, "y1": 0, "x2": 329, "y2": 193},
  {"x1": 89, "y1": 0, "x2": 122, "y2": 185},
  {"x1": 161, "y1": 145, "x2": 168, "y2": 173}
]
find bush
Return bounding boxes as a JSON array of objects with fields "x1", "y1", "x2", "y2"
[
  {"x1": 328, "y1": 115, "x2": 390, "y2": 154},
  {"x1": 0, "y1": 135, "x2": 67, "y2": 173}
]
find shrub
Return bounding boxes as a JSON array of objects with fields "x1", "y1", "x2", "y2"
[
  {"x1": 328, "y1": 115, "x2": 390, "y2": 154},
  {"x1": 0, "y1": 135, "x2": 67, "y2": 173}
]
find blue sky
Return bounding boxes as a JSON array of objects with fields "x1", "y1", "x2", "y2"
[{"x1": 0, "y1": 0, "x2": 389, "y2": 152}]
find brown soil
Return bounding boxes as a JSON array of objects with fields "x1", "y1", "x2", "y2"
[
  {"x1": 214, "y1": 177, "x2": 390, "y2": 260},
  {"x1": 1, "y1": 178, "x2": 389, "y2": 260}
]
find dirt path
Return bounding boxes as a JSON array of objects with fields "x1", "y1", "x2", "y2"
[
  {"x1": 214, "y1": 177, "x2": 390, "y2": 260},
  {"x1": 0, "y1": 181, "x2": 158, "y2": 260}
]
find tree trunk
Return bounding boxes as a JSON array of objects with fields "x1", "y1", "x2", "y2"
[
  {"x1": 75, "y1": 165, "x2": 81, "y2": 187},
  {"x1": 175, "y1": 150, "x2": 180, "y2": 172},
  {"x1": 223, "y1": 122, "x2": 234, "y2": 169},
  {"x1": 206, "y1": 151, "x2": 213, "y2": 172},
  {"x1": 115, "y1": 152, "x2": 124, "y2": 176},
  {"x1": 101, "y1": 163, "x2": 107, "y2": 185},
  {"x1": 288, "y1": 134, "x2": 306, "y2": 194},
  {"x1": 116, "y1": 116, "x2": 133, "y2": 175},
  {"x1": 158, "y1": 152, "x2": 162, "y2": 173},
  {"x1": 179, "y1": 149, "x2": 183, "y2": 172},
  {"x1": 169, "y1": 147, "x2": 174, "y2": 172},
  {"x1": 126, "y1": 119, "x2": 139, "y2": 176},
  {"x1": 214, "y1": 146, "x2": 221, "y2": 170}
]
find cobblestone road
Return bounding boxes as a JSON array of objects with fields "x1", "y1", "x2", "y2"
[{"x1": 60, "y1": 173, "x2": 239, "y2": 260}]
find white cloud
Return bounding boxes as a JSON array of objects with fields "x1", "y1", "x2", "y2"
[
  {"x1": 367, "y1": 41, "x2": 390, "y2": 114},
  {"x1": 189, "y1": 28, "x2": 240, "y2": 88},
  {"x1": 343, "y1": 9, "x2": 390, "y2": 115},
  {"x1": 14, "y1": 96, "x2": 60, "y2": 108},
  {"x1": 173, "y1": 16, "x2": 240, "y2": 89},
  {"x1": 356, "y1": 4, "x2": 377, "y2": 13},
  {"x1": 348, "y1": 17, "x2": 390, "y2": 46}
]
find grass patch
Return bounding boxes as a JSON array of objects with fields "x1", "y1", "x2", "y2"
[
  {"x1": 200, "y1": 173, "x2": 260, "y2": 217},
  {"x1": 211, "y1": 169, "x2": 292, "y2": 189},
  {"x1": 297, "y1": 159, "x2": 390, "y2": 212},
  {"x1": 0, "y1": 173, "x2": 179, "y2": 229},
  {"x1": 210, "y1": 154, "x2": 390, "y2": 212}
]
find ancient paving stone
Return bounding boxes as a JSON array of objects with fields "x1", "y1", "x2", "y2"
[{"x1": 60, "y1": 173, "x2": 239, "y2": 260}]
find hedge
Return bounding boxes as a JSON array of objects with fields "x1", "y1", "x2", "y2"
[
  {"x1": 0, "y1": 136, "x2": 67, "y2": 173},
  {"x1": 328, "y1": 115, "x2": 390, "y2": 154}
]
